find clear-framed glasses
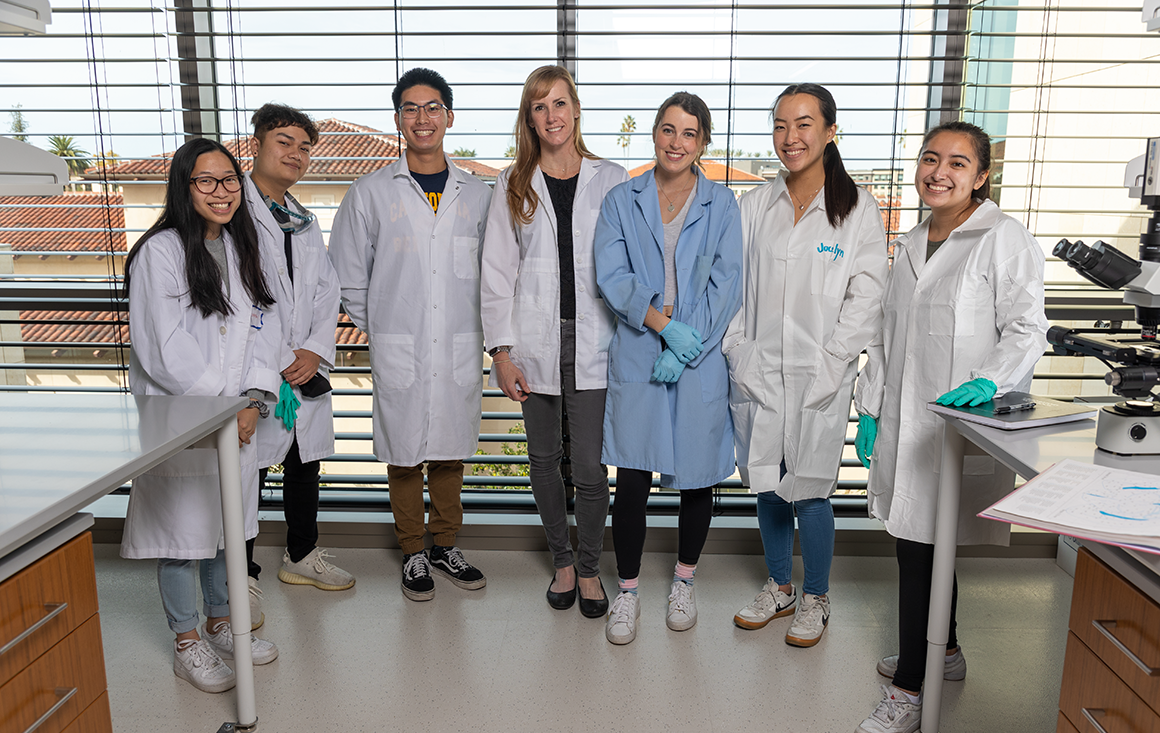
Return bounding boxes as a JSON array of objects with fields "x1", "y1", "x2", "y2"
[
  {"x1": 190, "y1": 175, "x2": 242, "y2": 194},
  {"x1": 397, "y1": 102, "x2": 447, "y2": 119}
]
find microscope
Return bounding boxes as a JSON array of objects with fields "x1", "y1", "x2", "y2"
[{"x1": 1050, "y1": 137, "x2": 1160, "y2": 454}]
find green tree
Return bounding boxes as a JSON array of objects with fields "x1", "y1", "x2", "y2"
[
  {"x1": 451, "y1": 147, "x2": 476, "y2": 158},
  {"x1": 617, "y1": 115, "x2": 636, "y2": 166},
  {"x1": 471, "y1": 423, "x2": 529, "y2": 490},
  {"x1": 47, "y1": 136, "x2": 92, "y2": 177},
  {"x1": 8, "y1": 105, "x2": 29, "y2": 142},
  {"x1": 504, "y1": 144, "x2": 517, "y2": 159}
]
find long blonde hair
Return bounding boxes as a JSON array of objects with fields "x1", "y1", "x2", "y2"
[{"x1": 506, "y1": 65, "x2": 597, "y2": 228}]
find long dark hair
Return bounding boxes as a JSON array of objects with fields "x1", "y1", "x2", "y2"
[
  {"x1": 125, "y1": 138, "x2": 274, "y2": 317},
  {"x1": 773, "y1": 83, "x2": 858, "y2": 228},
  {"x1": 920, "y1": 120, "x2": 993, "y2": 202}
]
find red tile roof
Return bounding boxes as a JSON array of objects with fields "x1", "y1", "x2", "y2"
[
  {"x1": 0, "y1": 192, "x2": 126, "y2": 253},
  {"x1": 87, "y1": 118, "x2": 499, "y2": 181},
  {"x1": 629, "y1": 160, "x2": 764, "y2": 183}
]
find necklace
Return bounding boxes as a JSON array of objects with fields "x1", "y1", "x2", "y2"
[
  {"x1": 542, "y1": 155, "x2": 581, "y2": 178},
  {"x1": 658, "y1": 176, "x2": 695, "y2": 213},
  {"x1": 788, "y1": 182, "x2": 823, "y2": 211}
]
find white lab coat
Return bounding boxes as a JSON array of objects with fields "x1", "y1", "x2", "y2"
[
  {"x1": 122, "y1": 228, "x2": 288, "y2": 559},
  {"x1": 244, "y1": 174, "x2": 341, "y2": 466},
  {"x1": 724, "y1": 175, "x2": 888, "y2": 500},
  {"x1": 328, "y1": 152, "x2": 492, "y2": 466},
  {"x1": 857, "y1": 199, "x2": 1049, "y2": 546},
  {"x1": 480, "y1": 157, "x2": 629, "y2": 393}
]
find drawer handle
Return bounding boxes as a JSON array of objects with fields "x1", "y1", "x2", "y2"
[
  {"x1": 1092, "y1": 619, "x2": 1160, "y2": 677},
  {"x1": 1081, "y1": 707, "x2": 1109, "y2": 733},
  {"x1": 0, "y1": 602, "x2": 68, "y2": 657},
  {"x1": 23, "y1": 686, "x2": 77, "y2": 733}
]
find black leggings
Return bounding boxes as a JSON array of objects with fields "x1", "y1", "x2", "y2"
[
  {"x1": 894, "y1": 537, "x2": 959, "y2": 693},
  {"x1": 612, "y1": 467, "x2": 713, "y2": 580}
]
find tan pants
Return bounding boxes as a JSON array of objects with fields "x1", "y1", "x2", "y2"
[{"x1": 386, "y1": 460, "x2": 464, "y2": 555}]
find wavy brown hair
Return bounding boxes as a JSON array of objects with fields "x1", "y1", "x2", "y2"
[
  {"x1": 506, "y1": 65, "x2": 597, "y2": 228},
  {"x1": 652, "y1": 91, "x2": 712, "y2": 171}
]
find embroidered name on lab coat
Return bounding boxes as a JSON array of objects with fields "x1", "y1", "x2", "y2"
[{"x1": 818, "y1": 242, "x2": 845, "y2": 261}]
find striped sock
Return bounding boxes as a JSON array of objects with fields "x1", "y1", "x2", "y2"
[
  {"x1": 673, "y1": 562, "x2": 696, "y2": 585},
  {"x1": 618, "y1": 577, "x2": 639, "y2": 595}
]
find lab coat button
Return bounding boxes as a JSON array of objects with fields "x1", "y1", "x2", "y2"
[
  {"x1": 578, "y1": 314, "x2": 586, "y2": 321},
  {"x1": 220, "y1": 326, "x2": 227, "y2": 335},
  {"x1": 434, "y1": 339, "x2": 438, "y2": 343},
  {"x1": 578, "y1": 285, "x2": 585, "y2": 292}
]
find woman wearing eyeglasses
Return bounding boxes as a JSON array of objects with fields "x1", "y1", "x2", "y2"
[
  {"x1": 122, "y1": 137, "x2": 289, "y2": 693},
  {"x1": 481, "y1": 65, "x2": 628, "y2": 617}
]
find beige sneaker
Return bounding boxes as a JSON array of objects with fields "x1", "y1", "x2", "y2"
[
  {"x1": 248, "y1": 576, "x2": 264, "y2": 631},
  {"x1": 277, "y1": 547, "x2": 355, "y2": 591},
  {"x1": 733, "y1": 578, "x2": 796, "y2": 630},
  {"x1": 785, "y1": 592, "x2": 830, "y2": 647}
]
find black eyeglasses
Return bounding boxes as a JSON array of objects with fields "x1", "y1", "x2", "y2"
[
  {"x1": 190, "y1": 175, "x2": 242, "y2": 194},
  {"x1": 397, "y1": 102, "x2": 448, "y2": 119}
]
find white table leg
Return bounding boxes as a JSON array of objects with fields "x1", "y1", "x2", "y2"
[
  {"x1": 216, "y1": 417, "x2": 257, "y2": 730},
  {"x1": 921, "y1": 425, "x2": 965, "y2": 733}
]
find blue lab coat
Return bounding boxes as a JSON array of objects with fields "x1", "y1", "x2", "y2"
[{"x1": 594, "y1": 168, "x2": 743, "y2": 489}]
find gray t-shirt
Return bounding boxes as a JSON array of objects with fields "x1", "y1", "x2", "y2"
[
  {"x1": 204, "y1": 237, "x2": 229, "y2": 298},
  {"x1": 663, "y1": 178, "x2": 697, "y2": 307}
]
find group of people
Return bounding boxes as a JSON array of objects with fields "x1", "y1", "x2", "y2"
[{"x1": 121, "y1": 63, "x2": 1048, "y2": 733}]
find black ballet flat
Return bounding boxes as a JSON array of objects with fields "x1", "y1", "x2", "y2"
[
  {"x1": 547, "y1": 575, "x2": 576, "y2": 610},
  {"x1": 578, "y1": 578, "x2": 608, "y2": 618}
]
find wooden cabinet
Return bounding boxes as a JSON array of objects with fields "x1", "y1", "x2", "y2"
[
  {"x1": 0, "y1": 534, "x2": 111, "y2": 733},
  {"x1": 1058, "y1": 549, "x2": 1160, "y2": 733}
]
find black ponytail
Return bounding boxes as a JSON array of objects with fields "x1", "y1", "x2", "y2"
[{"x1": 774, "y1": 83, "x2": 859, "y2": 228}]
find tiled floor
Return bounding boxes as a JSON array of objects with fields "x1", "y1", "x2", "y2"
[{"x1": 93, "y1": 543, "x2": 1073, "y2": 732}]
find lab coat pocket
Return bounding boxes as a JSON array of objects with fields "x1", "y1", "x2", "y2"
[
  {"x1": 454, "y1": 236, "x2": 481, "y2": 280},
  {"x1": 511, "y1": 295, "x2": 546, "y2": 358},
  {"x1": 796, "y1": 407, "x2": 846, "y2": 483},
  {"x1": 927, "y1": 278, "x2": 976, "y2": 338},
  {"x1": 808, "y1": 259, "x2": 849, "y2": 301},
  {"x1": 453, "y1": 331, "x2": 485, "y2": 388},
  {"x1": 608, "y1": 326, "x2": 659, "y2": 383},
  {"x1": 594, "y1": 297, "x2": 615, "y2": 353},
  {"x1": 726, "y1": 338, "x2": 766, "y2": 406},
  {"x1": 801, "y1": 349, "x2": 851, "y2": 412},
  {"x1": 370, "y1": 333, "x2": 416, "y2": 390}
]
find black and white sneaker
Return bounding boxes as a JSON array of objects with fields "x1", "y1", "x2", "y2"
[
  {"x1": 401, "y1": 551, "x2": 435, "y2": 602},
  {"x1": 429, "y1": 545, "x2": 486, "y2": 590}
]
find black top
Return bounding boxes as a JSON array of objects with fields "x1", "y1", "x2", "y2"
[
  {"x1": 410, "y1": 168, "x2": 450, "y2": 213},
  {"x1": 543, "y1": 172, "x2": 579, "y2": 321}
]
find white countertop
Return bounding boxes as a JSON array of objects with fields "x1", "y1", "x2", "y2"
[{"x1": 0, "y1": 392, "x2": 247, "y2": 561}]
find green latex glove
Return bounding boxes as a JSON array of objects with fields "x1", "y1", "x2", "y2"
[
  {"x1": 274, "y1": 378, "x2": 300, "y2": 431},
  {"x1": 935, "y1": 377, "x2": 997, "y2": 408},
  {"x1": 855, "y1": 413, "x2": 878, "y2": 469}
]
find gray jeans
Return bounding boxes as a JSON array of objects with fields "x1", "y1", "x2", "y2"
[{"x1": 521, "y1": 319, "x2": 609, "y2": 578}]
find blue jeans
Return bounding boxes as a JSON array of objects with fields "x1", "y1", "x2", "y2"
[
  {"x1": 157, "y1": 549, "x2": 230, "y2": 634},
  {"x1": 757, "y1": 461, "x2": 834, "y2": 596}
]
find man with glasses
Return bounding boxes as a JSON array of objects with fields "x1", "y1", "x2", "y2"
[
  {"x1": 329, "y1": 68, "x2": 491, "y2": 601},
  {"x1": 245, "y1": 103, "x2": 354, "y2": 631}
]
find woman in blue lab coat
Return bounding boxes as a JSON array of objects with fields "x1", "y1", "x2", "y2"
[{"x1": 594, "y1": 91, "x2": 743, "y2": 645}]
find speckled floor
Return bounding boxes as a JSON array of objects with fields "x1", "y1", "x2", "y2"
[{"x1": 92, "y1": 543, "x2": 1073, "y2": 733}]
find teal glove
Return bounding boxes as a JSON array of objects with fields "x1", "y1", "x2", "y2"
[
  {"x1": 651, "y1": 349, "x2": 686, "y2": 383},
  {"x1": 855, "y1": 414, "x2": 878, "y2": 469},
  {"x1": 659, "y1": 320, "x2": 704, "y2": 363},
  {"x1": 274, "y1": 378, "x2": 300, "y2": 431},
  {"x1": 935, "y1": 377, "x2": 997, "y2": 408}
]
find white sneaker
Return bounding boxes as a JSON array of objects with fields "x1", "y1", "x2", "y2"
[
  {"x1": 666, "y1": 580, "x2": 697, "y2": 631},
  {"x1": 605, "y1": 592, "x2": 640, "y2": 645},
  {"x1": 733, "y1": 578, "x2": 796, "y2": 630},
  {"x1": 785, "y1": 592, "x2": 830, "y2": 647},
  {"x1": 247, "y1": 576, "x2": 264, "y2": 631},
  {"x1": 856, "y1": 685, "x2": 921, "y2": 733},
  {"x1": 202, "y1": 621, "x2": 279, "y2": 665},
  {"x1": 173, "y1": 638, "x2": 235, "y2": 694},
  {"x1": 877, "y1": 647, "x2": 967, "y2": 681},
  {"x1": 277, "y1": 547, "x2": 356, "y2": 591}
]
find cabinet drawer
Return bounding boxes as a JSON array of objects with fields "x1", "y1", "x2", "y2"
[
  {"x1": 60, "y1": 692, "x2": 112, "y2": 733},
  {"x1": 1071, "y1": 549, "x2": 1160, "y2": 709},
  {"x1": 1059, "y1": 632, "x2": 1160, "y2": 733},
  {"x1": 0, "y1": 534, "x2": 99, "y2": 687},
  {"x1": 1058, "y1": 710, "x2": 1081, "y2": 733},
  {"x1": 0, "y1": 614, "x2": 107, "y2": 733}
]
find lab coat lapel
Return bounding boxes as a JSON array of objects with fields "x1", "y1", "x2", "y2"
[
  {"x1": 576, "y1": 157, "x2": 598, "y2": 203},
  {"x1": 531, "y1": 166, "x2": 558, "y2": 242},
  {"x1": 677, "y1": 169, "x2": 711, "y2": 303},
  {"x1": 631, "y1": 169, "x2": 665, "y2": 255},
  {"x1": 437, "y1": 154, "x2": 463, "y2": 225},
  {"x1": 244, "y1": 173, "x2": 294, "y2": 298}
]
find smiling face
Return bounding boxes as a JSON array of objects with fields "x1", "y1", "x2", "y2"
[
  {"x1": 251, "y1": 125, "x2": 312, "y2": 193},
  {"x1": 772, "y1": 93, "x2": 836, "y2": 177},
  {"x1": 915, "y1": 131, "x2": 989, "y2": 214},
  {"x1": 189, "y1": 151, "x2": 240, "y2": 240},
  {"x1": 652, "y1": 105, "x2": 702, "y2": 178},
  {"x1": 529, "y1": 78, "x2": 580, "y2": 154},
  {"x1": 394, "y1": 83, "x2": 453, "y2": 156}
]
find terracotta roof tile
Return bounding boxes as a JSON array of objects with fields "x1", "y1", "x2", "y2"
[
  {"x1": 0, "y1": 192, "x2": 126, "y2": 253},
  {"x1": 87, "y1": 118, "x2": 499, "y2": 182},
  {"x1": 628, "y1": 160, "x2": 764, "y2": 183}
]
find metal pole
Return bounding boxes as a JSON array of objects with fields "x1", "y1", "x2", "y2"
[
  {"x1": 175, "y1": 0, "x2": 222, "y2": 142},
  {"x1": 925, "y1": 0, "x2": 970, "y2": 130},
  {"x1": 557, "y1": 0, "x2": 576, "y2": 80}
]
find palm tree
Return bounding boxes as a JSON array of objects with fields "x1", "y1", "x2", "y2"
[
  {"x1": 47, "y1": 136, "x2": 92, "y2": 178},
  {"x1": 617, "y1": 115, "x2": 636, "y2": 166}
]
